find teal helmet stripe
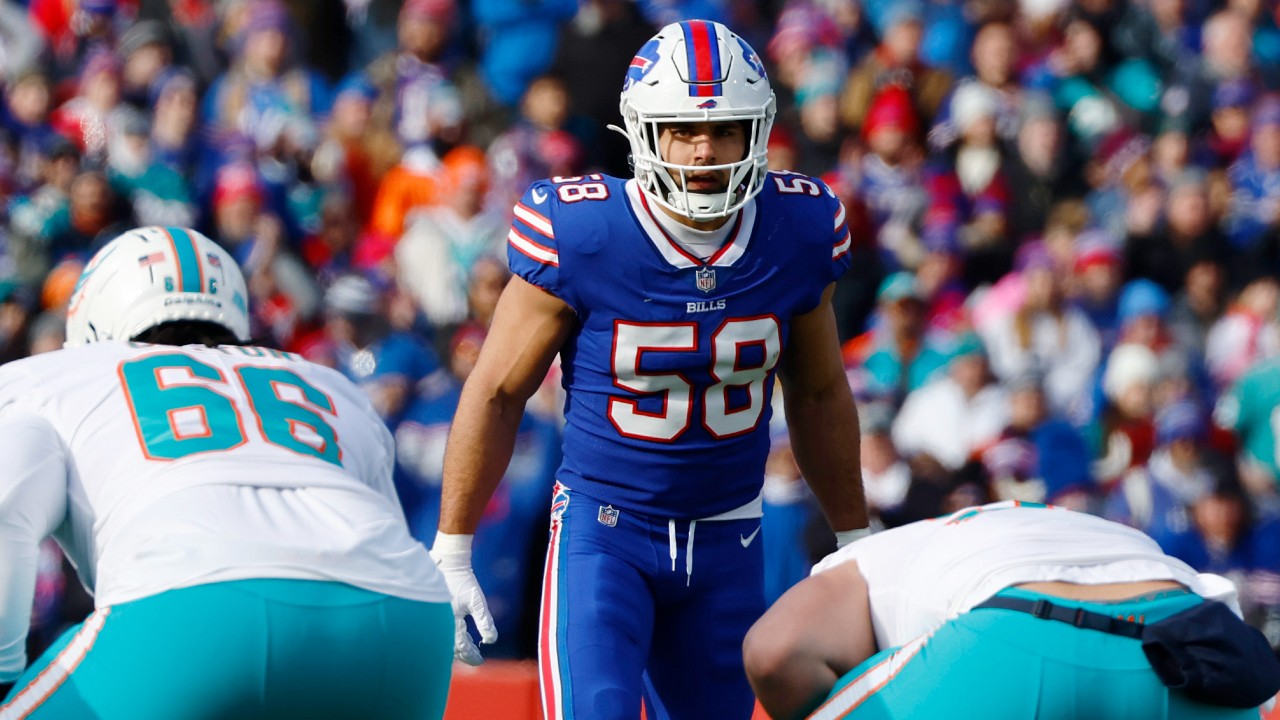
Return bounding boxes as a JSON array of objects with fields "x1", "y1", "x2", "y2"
[{"x1": 164, "y1": 226, "x2": 204, "y2": 292}]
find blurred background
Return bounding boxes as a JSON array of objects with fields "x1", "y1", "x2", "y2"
[{"x1": 6, "y1": 0, "x2": 1280, "y2": 671}]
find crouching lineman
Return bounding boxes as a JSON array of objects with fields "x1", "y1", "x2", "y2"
[
  {"x1": 0, "y1": 227, "x2": 453, "y2": 719},
  {"x1": 744, "y1": 500, "x2": 1280, "y2": 719}
]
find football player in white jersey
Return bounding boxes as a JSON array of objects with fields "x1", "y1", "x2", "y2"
[
  {"x1": 744, "y1": 501, "x2": 1279, "y2": 719},
  {"x1": 0, "y1": 227, "x2": 453, "y2": 719}
]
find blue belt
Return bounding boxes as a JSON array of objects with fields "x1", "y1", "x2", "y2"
[{"x1": 973, "y1": 595, "x2": 1146, "y2": 639}]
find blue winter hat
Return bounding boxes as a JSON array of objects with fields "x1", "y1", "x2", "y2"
[
  {"x1": 880, "y1": 1, "x2": 924, "y2": 32},
  {"x1": 1117, "y1": 278, "x2": 1170, "y2": 326},
  {"x1": 335, "y1": 73, "x2": 378, "y2": 103},
  {"x1": 1213, "y1": 79, "x2": 1256, "y2": 111},
  {"x1": 1156, "y1": 401, "x2": 1206, "y2": 446}
]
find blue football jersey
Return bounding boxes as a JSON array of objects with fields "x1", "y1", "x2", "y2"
[{"x1": 507, "y1": 172, "x2": 852, "y2": 518}]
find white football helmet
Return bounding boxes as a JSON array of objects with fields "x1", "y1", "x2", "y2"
[
  {"x1": 616, "y1": 20, "x2": 775, "y2": 222},
  {"x1": 65, "y1": 226, "x2": 251, "y2": 346}
]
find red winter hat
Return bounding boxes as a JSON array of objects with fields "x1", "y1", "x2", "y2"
[
  {"x1": 863, "y1": 85, "x2": 919, "y2": 140},
  {"x1": 213, "y1": 163, "x2": 262, "y2": 208},
  {"x1": 401, "y1": 0, "x2": 454, "y2": 23}
]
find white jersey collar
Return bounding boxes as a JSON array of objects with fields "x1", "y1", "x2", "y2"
[{"x1": 625, "y1": 179, "x2": 756, "y2": 270}]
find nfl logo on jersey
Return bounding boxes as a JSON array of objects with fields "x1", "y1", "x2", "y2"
[
  {"x1": 695, "y1": 267, "x2": 716, "y2": 293},
  {"x1": 598, "y1": 505, "x2": 620, "y2": 527}
]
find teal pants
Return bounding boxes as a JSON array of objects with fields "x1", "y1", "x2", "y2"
[
  {"x1": 810, "y1": 588, "x2": 1261, "y2": 720},
  {"x1": 1, "y1": 579, "x2": 453, "y2": 720}
]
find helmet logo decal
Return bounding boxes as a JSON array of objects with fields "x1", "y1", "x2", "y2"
[
  {"x1": 624, "y1": 39, "x2": 662, "y2": 91},
  {"x1": 138, "y1": 252, "x2": 165, "y2": 284},
  {"x1": 736, "y1": 36, "x2": 766, "y2": 81},
  {"x1": 696, "y1": 99, "x2": 717, "y2": 109},
  {"x1": 681, "y1": 20, "x2": 723, "y2": 97},
  {"x1": 162, "y1": 226, "x2": 203, "y2": 292}
]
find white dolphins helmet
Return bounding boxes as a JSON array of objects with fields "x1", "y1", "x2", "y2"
[
  {"x1": 65, "y1": 226, "x2": 251, "y2": 346},
  {"x1": 616, "y1": 20, "x2": 775, "y2": 222}
]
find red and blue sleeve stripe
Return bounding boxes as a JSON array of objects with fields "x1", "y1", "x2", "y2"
[
  {"x1": 509, "y1": 198, "x2": 559, "y2": 268},
  {"x1": 680, "y1": 21, "x2": 723, "y2": 97}
]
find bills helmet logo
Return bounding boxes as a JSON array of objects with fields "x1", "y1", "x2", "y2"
[
  {"x1": 697, "y1": 99, "x2": 717, "y2": 109},
  {"x1": 624, "y1": 39, "x2": 662, "y2": 91},
  {"x1": 736, "y1": 36, "x2": 766, "y2": 81}
]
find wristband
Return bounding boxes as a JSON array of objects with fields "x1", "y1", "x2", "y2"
[
  {"x1": 432, "y1": 531, "x2": 474, "y2": 558},
  {"x1": 835, "y1": 527, "x2": 871, "y2": 549}
]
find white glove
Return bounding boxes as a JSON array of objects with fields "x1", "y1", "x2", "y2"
[{"x1": 430, "y1": 532, "x2": 498, "y2": 666}]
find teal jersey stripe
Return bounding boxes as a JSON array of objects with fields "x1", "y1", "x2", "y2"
[{"x1": 165, "y1": 226, "x2": 203, "y2": 292}]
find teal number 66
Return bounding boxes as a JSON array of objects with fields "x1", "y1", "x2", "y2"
[{"x1": 120, "y1": 352, "x2": 341, "y2": 465}]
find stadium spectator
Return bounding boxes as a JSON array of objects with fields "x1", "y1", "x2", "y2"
[
  {"x1": 146, "y1": 69, "x2": 201, "y2": 179},
  {"x1": 2, "y1": 68, "x2": 57, "y2": 195},
  {"x1": 117, "y1": 20, "x2": 173, "y2": 111},
  {"x1": 1205, "y1": 275, "x2": 1280, "y2": 391},
  {"x1": 980, "y1": 241, "x2": 1102, "y2": 424},
  {"x1": 847, "y1": 271, "x2": 951, "y2": 403},
  {"x1": 1105, "y1": 400, "x2": 1218, "y2": 538},
  {"x1": 1092, "y1": 342, "x2": 1161, "y2": 490},
  {"x1": 41, "y1": 170, "x2": 133, "y2": 261},
  {"x1": 312, "y1": 273, "x2": 438, "y2": 427},
  {"x1": 839, "y1": 85, "x2": 929, "y2": 271},
  {"x1": 209, "y1": 161, "x2": 320, "y2": 338},
  {"x1": 1003, "y1": 92, "x2": 1085, "y2": 243},
  {"x1": 201, "y1": 0, "x2": 332, "y2": 151},
  {"x1": 393, "y1": 322, "x2": 559, "y2": 659},
  {"x1": 550, "y1": 0, "x2": 656, "y2": 176},
  {"x1": 926, "y1": 81, "x2": 1014, "y2": 286},
  {"x1": 487, "y1": 76, "x2": 585, "y2": 212},
  {"x1": 997, "y1": 369, "x2": 1095, "y2": 506},
  {"x1": 1169, "y1": 250, "x2": 1228, "y2": 358},
  {"x1": 1225, "y1": 97, "x2": 1280, "y2": 257},
  {"x1": 760, "y1": 428, "x2": 824, "y2": 606},
  {"x1": 857, "y1": 400, "x2": 910, "y2": 525},
  {"x1": 396, "y1": 145, "x2": 505, "y2": 334},
  {"x1": 839, "y1": 2, "x2": 953, "y2": 134},
  {"x1": 892, "y1": 333, "x2": 1008, "y2": 472},
  {"x1": 1071, "y1": 232, "x2": 1125, "y2": 348}
]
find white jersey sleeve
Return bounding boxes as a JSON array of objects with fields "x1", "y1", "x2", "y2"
[{"x1": 0, "y1": 407, "x2": 69, "y2": 682}]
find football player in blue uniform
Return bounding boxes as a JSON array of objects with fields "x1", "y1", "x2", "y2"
[{"x1": 431, "y1": 20, "x2": 870, "y2": 720}]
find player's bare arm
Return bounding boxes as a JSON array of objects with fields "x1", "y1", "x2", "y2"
[
  {"x1": 438, "y1": 275, "x2": 575, "y2": 534},
  {"x1": 744, "y1": 560, "x2": 875, "y2": 720},
  {"x1": 778, "y1": 283, "x2": 868, "y2": 534}
]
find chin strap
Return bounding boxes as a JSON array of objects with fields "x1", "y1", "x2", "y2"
[{"x1": 666, "y1": 188, "x2": 735, "y2": 218}]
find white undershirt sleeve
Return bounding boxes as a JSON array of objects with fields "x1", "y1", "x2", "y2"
[{"x1": 0, "y1": 409, "x2": 69, "y2": 682}]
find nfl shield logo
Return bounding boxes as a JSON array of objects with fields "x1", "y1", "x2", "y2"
[
  {"x1": 598, "y1": 505, "x2": 619, "y2": 527},
  {"x1": 695, "y1": 267, "x2": 716, "y2": 293}
]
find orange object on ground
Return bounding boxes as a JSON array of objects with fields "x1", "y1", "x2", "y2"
[
  {"x1": 443, "y1": 660, "x2": 776, "y2": 719},
  {"x1": 444, "y1": 660, "x2": 542, "y2": 720}
]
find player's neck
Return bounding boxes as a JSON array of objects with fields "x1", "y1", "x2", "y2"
[{"x1": 651, "y1": 202, "x2": 736, "y2": 260}]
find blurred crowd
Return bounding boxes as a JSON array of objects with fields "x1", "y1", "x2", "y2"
[{"x1": 8, "y1": 0, "x2": 1280, "y2": 662}]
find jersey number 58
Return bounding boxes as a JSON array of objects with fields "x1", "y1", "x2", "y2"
[{"x1": 609, "y1": 317, "x2": 781, "y2": 442}]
